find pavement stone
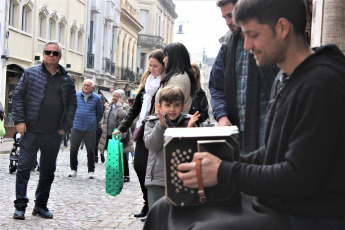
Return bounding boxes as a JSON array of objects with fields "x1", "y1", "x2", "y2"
[{"x1": 0, "y1": 140, "x2": 145, "y2": 229}]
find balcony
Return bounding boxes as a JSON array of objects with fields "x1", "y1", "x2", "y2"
[
  {"x1": 138, "y1": 34, "x2": 164, "y2": 49},
  {"x1": 115, "y1": 66, "x2": 140, "y2": 83},
  {"x1": 87, "y1": 52, "x2": 94, "y2": 69},
  {"x1": 102, "y1": 57, "x2": 111, "y2": 73}
]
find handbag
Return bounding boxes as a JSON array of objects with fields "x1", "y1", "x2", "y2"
[
  {"x1": 120, "y1": 129, "x2": 130, "y2": 145},
  {"x1": 0, "y1": 120, "x2": 5, "y2": 137},
  {"x1": 106, "y1": 133, "x2": 124, "y2": 196},
  {"x1": 132, "y1": 124, "x2": 144, "y2": 141}
]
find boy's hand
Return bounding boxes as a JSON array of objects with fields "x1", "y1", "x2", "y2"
[
  {"x1": 157, "y1": 105, "x2": 167, "y2": 127},
  {"x1": 188, "y1": 111, "x2": 200, "y2": 127}
]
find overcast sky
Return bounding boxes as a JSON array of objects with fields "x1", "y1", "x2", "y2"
[{"x1": 172, "y1": 0, "x2": 228, "y2": 59}]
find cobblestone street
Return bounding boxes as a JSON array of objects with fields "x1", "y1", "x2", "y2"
[{"x1": 0, "y1": 139, "x2": 145, "y2": 229}]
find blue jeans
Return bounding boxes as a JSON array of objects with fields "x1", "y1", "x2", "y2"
[
  {"x1": 14, "y1": 131, "x2": 62, "y2": 209},
  {"x1": 289, "y1": 216, "x2": 345, "y2": 230}
]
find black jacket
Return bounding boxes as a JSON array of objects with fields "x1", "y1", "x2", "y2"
[
  {"x1": 224, "y1": 33, "x2": 278, "y2": 152},
  {"x1": 118, "y1": 89, "x2": 155, "y2": 134},
  {"x1": 12, "y1": 63, "x2": 77, "y2": 132},
  {"x1": 189, "y1": 89, "x2": 209, "y2": 126},
  {"x1": 219, "y1": 45, "x2": 345, "y2": 217}
]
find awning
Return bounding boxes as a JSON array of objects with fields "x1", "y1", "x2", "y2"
[{"x1": 100, "y1": 90, "x2": 113, "y2": 102}]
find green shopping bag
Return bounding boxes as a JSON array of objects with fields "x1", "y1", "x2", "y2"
[
  {"x1": 0, "y1": 120, "x2": 5, "y2": 137},
  {"x1": 106, "y1": 132, "x2": 124, "y2": 196}
]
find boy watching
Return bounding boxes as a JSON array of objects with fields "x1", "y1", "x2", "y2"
[{"x1": 143, "y1": 85, "x2": 199, "y2": 209}]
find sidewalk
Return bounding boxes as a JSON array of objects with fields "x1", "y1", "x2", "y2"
[
  {"x1": 0, "y1": 138, "x2": 14, "y2": 155},
  {"x1": 0, "y1": 142, "x2": 145, "y2": 229}
]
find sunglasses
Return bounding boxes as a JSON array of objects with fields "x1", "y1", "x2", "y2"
[{"x1": 44, "y1": 50, "x2": 60, "y2": 56}]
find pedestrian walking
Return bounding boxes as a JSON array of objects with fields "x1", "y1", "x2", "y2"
[
  {"x1": 12, "y1": 40, "x2": 77, "y2": 220},
  {"x1": 68, "y1": 79, "x2": 103, "y2": 179}
]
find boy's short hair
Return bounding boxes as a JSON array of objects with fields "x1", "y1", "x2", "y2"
[{"x1": 159, "y1": 85, "x2": 185, "y2": 105}]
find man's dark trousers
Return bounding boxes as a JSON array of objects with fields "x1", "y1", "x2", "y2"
[
  {"x1": 14, "y1": 131, "x2": 62, "y2": 209},
  {"x1": 70, "y1": 129, "x2": 96, "y2": 172}
]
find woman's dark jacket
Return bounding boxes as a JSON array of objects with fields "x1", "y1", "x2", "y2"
[
  {"x1": 189, "y1": 89, "x2": 209, "y2": 126},
  {"x1": 117, "y1": 89, "x2": 155, "y2": 133}
]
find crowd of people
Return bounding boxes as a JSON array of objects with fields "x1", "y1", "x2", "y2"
[{"x1": 8, "y1": 0, "x2": 345, "y2": 229}]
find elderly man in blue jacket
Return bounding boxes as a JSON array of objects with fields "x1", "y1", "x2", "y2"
[
  {"x1": 12, "y1": 41, "x2": 77, "y2": 220},
  {"x1": 68, "y1": 79, "x2": 103, "y2": 179}
]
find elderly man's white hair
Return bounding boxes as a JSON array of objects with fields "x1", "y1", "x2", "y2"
[
  {"x1": 113, "y1": 89, "x2": 125, "y2": 98},
  {"x1": 83, "y1": 79, "x2": 94, "y2": 87}
]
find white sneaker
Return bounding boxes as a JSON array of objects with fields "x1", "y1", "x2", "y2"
[
  {"x1": 68, "y1": 170, "x2": 77, "y2": 177},
  {"x1": 88, "y1": 172, "x2": 95, "y2": 179}
]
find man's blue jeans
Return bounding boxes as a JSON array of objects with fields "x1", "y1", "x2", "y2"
[{"x1": 14, "y1": 131, "x2": 62, "y2": 209}]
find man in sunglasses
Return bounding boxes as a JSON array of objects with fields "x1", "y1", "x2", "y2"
[{"x1": 12, "y1": 41, "x2": 77, "y2": 220}]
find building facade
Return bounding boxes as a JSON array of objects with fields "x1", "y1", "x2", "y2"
[
  {"x1": 311, "y1": 0, "x2": 345, "y2": 53},
  {"x1": 84, "y1": 0, "x2": 121, "y2": 99},
  {"x1": 114, "y1": 0, "x2": 143, "y2": 97},
  {"x1": 3, "y1": 0, "x2": 87, "y2": 137},
  {"x1": 134, "y1": 0, "x2": 177, "y2": 76}
]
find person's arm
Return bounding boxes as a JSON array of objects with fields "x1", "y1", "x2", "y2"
[
  {"x1": 12, "y1": 71, "x2": 29, "y2": 135},
  {"x1": 12, "y1": 71, "x2": 28, "y2": 126},
  {"x1": 118, "y1": 91, "x2": 143, "y2": 133},
  {"x1": 180, "y1": 79, "x2": 344, "y2": 199},
  {"x1": 62, "y1": 76, "x2": 77, "y2": 133},
  {"x1": 96, "y1": 97, "x2": 103, "y2": 124},
  {"x1": 209, "y1": 46, "x2": 228, "y2": 121},
  {"x1": 143, "y1": 119, "x2": 166, "y2": 152}
]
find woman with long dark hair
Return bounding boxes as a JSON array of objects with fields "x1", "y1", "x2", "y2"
[
  {"x1": 154, "y1": 42, "x2": 196, "y2": 113},
  {"x1": 113, "y1": 49, "x2": 164, "y2": 220},
  {"x1": 189, "y1": 63, "x2": 209, "y2": 126}
]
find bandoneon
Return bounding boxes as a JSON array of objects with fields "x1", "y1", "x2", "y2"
[{"x1": 164, "y1": 126, "x2": 240, "y2": 206}]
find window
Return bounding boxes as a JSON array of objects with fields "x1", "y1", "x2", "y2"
[
  {"x1": 70, "y1": 30, "x2": 75, "y2": 49},
  {"x1": 77, "y1": 31, "x2": 83, "y2": 52},
  {"x1": 58, "y1": 23, "x2": 65, "y2": 44},
  {"x1": 48, "y1": 18, "x2": 56, "y2": 40},
  {"x1": 139, "y1": 10, "x2": 148, "y2": 34},
  {"x1": 38, "y1": 13, "x2": 47, "y2": 38},
  {"x1": 21, "y1": 6, "x2": 27, "y2": 31},
  {"x1": 9, "y1": 0, "x2": 16, "y2": 27},
  {"x1": 88, "y1": 20, "x2": 94, "y2": 52}
]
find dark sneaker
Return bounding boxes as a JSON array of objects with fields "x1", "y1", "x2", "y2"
[
  {"x1": 95, "y1": 156, "x2": 98, "y2": 163},
  {"x1": 101, "y1": 153, "x2": 105, "y2": 163},
  {"x1": 32, "y1": 206, "x2": 53, "y2": 219},
  {"x1": 13, "y1": 209, "x2": 25, "y2": 220}
]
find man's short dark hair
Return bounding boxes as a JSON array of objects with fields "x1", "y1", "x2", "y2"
[
  {"x1": 233, "y1": 0, "x2": 307, "y2": 36},
  {"x1": 216, "y1": 0, "x2": 238, "y2": 7},
  {"x1": 159, "y1": 85, "x2": 185, "y2": 106}
]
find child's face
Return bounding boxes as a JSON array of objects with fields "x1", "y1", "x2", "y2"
[{"x1": 160, "y1": 100, "x2": 185, "y2": 121}]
